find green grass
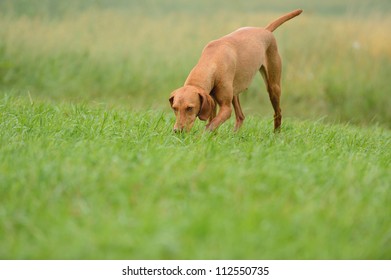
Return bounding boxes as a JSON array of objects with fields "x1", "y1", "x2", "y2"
[
  {"x1": 1, "y1": 0, "x2": 391, "y2": 260},
  {"x1": 1, "y1": 96, "x2": 390, "y2": 259}
]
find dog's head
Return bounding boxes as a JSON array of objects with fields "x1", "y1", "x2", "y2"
[{"x1": 169, "y1": 86, "x2": 214, "y2": 133}]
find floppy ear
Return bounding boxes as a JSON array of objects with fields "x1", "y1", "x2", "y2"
[
  {"x1": 169, "y1": 92, "x2": 176, "y2": 107},
  {"x1": 198, "y1": 92, "x2": 214, "y2": 121}
]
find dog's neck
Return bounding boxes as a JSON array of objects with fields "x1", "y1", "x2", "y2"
[
  {"x1": 184, "y1": 66, "x2": 216, "y2": 94},
  {"x1": 183, "y1": 83, "x2": 210, "y2": 96}
]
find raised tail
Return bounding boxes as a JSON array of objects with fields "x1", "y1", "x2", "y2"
[{"x1": 265, "y1": 9, "x2": 303, "y2": 32}]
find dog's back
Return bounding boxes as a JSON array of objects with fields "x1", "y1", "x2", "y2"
[{"x1": 195, "y1": 27, "x2": 275, "y2": 95}]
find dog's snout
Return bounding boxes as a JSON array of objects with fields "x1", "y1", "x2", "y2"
[{"x1": 173, "y1": 127, "x2": 183, "y2": 133}]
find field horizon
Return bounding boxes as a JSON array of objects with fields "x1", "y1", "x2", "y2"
[{"x1": 1, "y1": 0, "x2": 391, "y2": 128}]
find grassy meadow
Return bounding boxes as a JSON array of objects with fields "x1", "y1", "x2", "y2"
[{"x1": 1, "y1": 0, "x2": 391, "y2": 259}]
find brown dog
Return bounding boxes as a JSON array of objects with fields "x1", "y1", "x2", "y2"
[{"x1": 169, "y1": 9, "x2": 303, "y2": 132}]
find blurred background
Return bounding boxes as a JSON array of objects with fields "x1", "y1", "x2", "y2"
[{"x1": 1, "y1": 0, "x2": 390, "y2": 128}]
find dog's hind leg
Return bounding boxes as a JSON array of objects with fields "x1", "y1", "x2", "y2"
[{"x1": 260, "y1": 44, "x2": 282, "y2": 131}]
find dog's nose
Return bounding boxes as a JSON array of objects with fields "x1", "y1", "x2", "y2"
[{"x1": 173, "y1": 127, "x2": 183, "y2": 133}]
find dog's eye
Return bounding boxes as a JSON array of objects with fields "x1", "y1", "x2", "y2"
[{"x1": 186, "y1": 107, "x2": 193, "y2": 112}]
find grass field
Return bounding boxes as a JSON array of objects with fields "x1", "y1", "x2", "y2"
[
  {"x1": 1, "y1": 96, "x2": 390, "y2": 259},
  {"x1": 1, "y1": 0, "x2": 391, "y2": 259}
]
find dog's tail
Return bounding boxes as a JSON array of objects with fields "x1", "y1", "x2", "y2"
[{"x1": 265, "y1": 9, "x2": 303, "y2": 32}]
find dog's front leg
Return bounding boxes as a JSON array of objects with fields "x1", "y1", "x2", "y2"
[
  {"x1": 206, "y1": 103, "x2": 232, "y2": 131},
  {"x1": 205, "y1": 84, "x2": 234, "y2": 131},
  {"x1": 232, "y1": 95, "x2": 245, "y2": 131},
  {"x1": 205, "y1": 101, "x2": 217, "y2": 129}
]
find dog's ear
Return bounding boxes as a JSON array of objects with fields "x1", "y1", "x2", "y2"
[
  {"x1": 169, "y1": 92, "x2": 176, "y2": 107},
  {"x1": 198, "y1": 92, "x2": 214, "y2": 121}
]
